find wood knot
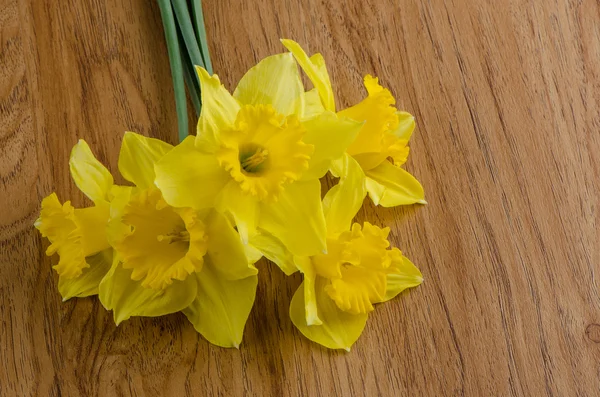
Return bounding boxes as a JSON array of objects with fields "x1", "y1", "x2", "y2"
[{"x1": 585, "y1": 324, "x2": 600, "y2": 343}]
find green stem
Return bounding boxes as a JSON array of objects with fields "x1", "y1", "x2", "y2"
[
  {"x1": 182, "y1": 60, "x2": 201, "y2": 116},
  {"x1": 157, "y1": 0, "x2": 188, "y2": 142},
  {"x1": 171, "y1": 0, "x2": 205, "y2": 70},
  {"x1": 190, "y1": 0, "x2": 213, "y2": 74},
  {"x1": 178, "y1": 26, "x2": 201, "y2": 116}
]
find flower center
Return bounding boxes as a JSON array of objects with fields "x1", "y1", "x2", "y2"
[
  {"x1": 115, "y1": 188, "x2": 207, "y2": 289},
  {"x1": 157, "y1": 229, "x2": 190, "y2": 244},
  {"x1": 216, "y1": 104, "x2": 313, "y2": 200},
  {"x1": 239, "y1": 144, "x2": 269, "y2": 174}
]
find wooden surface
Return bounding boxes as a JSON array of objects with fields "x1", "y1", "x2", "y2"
[{"x1": 1, "y1": 0, "x2": 598, "y2": 395}]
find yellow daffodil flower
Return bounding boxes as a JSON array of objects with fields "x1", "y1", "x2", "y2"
[
  {"x1": 154, "y1": 53, "x2": 364, "y2": 258},
  {"x1": 282, "y1": 39, "x2": 426, "y2": 207},
  {"x1": 99, "y1": 132, "x2": 257, "y2": 348},
  {"x1": 288, "y1": 155, "x2": 423, "y2": 350},
  {"x1": 35, "y1": 140, "x2": 116, "y2": 301}
]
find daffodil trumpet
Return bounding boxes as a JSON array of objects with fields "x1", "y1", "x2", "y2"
[{"x1": 35, "y1": 140, "x2": 117, "y2": 301}]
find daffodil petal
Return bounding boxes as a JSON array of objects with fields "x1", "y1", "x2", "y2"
[
  {"x1": 302, "y1": 88, "x2": 325, "y2": 119},
  {"x1": 392, "y1": 111, "x2": 415, "y2": 141},
  {"x1": 57, "y1": 248, "x2": 113, "y2": 301},
  {"x1": 301, "y1": 112, "x2": 363, "y2": 180},
  {"x1": 294, "y1": 256, "x2": 322, "y2": 325},
  {"x1": 281, "y1": 39, "x2": 335, "y2": 111},
  {"x1": 118, "y1": 132, "x2": 173, "y2": 189},
  {"x1": 290, "y1": 277, "x2": 367, "y2": 351},
  {"x1": 243, "y1": 242, "x2": 264, "y2": 265},
  {"x1": 248, "y1": 231, "x2": 297, "y2": 275},
  {"x1": 155, "y1": 136, "x2": 230, "y2": 210},
  {"x1": 106, "y1": 186, "x2": 134, "y2": 247},
  {"x1": 365, "y1": 161, "x2": 425, "y2": 206},
  {"x1": 323, "y1": 154, "x2": 367, "y2": 235},
  {"x1": 69, "y1": 140, "x2": 113, "y2": 203},
  {"x1": 183, "y1": 259, "x2": 258, "y2": 348},
  {"x1": 195, "y1": 66, "x2": 240, "y2": 151},
  {"x1": 384, "y1": 255, "x2": 423, "y2": 302},
  {"x1": 351, "y1": 152, "x2": 389, "y2": 171},
  {"x1": 233, "y1": 53, "x2": 303, "y2": 117},
  {"x1": 98, "y1": 256, "x2": 197, "y2": 325},
  {"x1": 205, "y1": 210, "x2": 258, "y2": 280},
  {"x1": 258, "y1": 180, "x2": 327, "y2": 256},
  {"x1": 216, "y1": 181, "x2": 259, "y2": 244}
]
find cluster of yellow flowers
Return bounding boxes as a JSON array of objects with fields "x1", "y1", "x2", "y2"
[{"x1": 35, "y1": 40, "x2": 425, "y2": 351}]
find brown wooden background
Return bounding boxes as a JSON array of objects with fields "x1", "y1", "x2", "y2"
[{"x1": 1, "y1": 0, "x2": 599, "y2": 395}]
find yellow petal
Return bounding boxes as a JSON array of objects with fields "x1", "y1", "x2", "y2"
[
  {"x1": 258, "y1": 180, "x2": 327, "y2": 256},
  {"x1": 384, "y1": 255, "x2": 423, "y2": 302},
  {"x1": 294, "y1": 256, "x2": 322, "y2": 325},
  {"x1": 302, "y1": 88, "x2": 325, "y2": 119},
  {"x1": 118, "y1": 131, "x2": 173, "y2": 189},
  {"x1": 322, "y1": 154, "x2": 367, "y2": 235},
  {"x1": 69, "y1": 140, "x2": 114, "y2": 203},
  {"x1": 155, "y1": 136, "x2": 230, "y2": 210},
  {"x1": 233, "y1": 53, "x2": 304, "y2": 117},
  {"x1": 243, "y1": 242, "x2": 264, "y2": 265},
  {"x1": 386, "y1": 136, "x2": 411, "y2": 167},
  {"x1": 195, "y1": 67, "x2": 240, "y2": 151},
  {"x1": 391, "y1": 111, "x2": 415, "y2": 141},
  {"x1": 57, "y1": 248, "x2": 113, "y2": 301},
  {"x1": 106, "y1": 186, "x2": 134, "y2": 247},
  {"x1": 183, "y1": 259, "x2": 258, "y2": 348},
  {"x1": 248, "y1": 231, "x2": 297, "y2": 275},
  {"x1": 205, "y1": 210, "x2": 258, "y2": 280},
  {"x1": 98, "y1": 255, "x2": 197, "y2": 325},
  {"x1": 289, "y1": 277, "x2": 368, "y2": 350},
  {"x1": 301, "y1": 112, "x2": 363, "y2": 180},
  {"x1": 365, "y1": 161, "x2": 426, "y2": 206},
  {"x1": 281, "y1": 39, "x2": 335, "y2": 112},
  {"x1": 215, "y1": 181, "x2": 259, "y2": 243},
  {"x1": 350, "y1": 152, "x2": 389, "y2": 171}
]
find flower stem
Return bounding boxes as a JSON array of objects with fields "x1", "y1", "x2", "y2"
[
  {"x1": 157, "y1": 0, "x2": 188, "y2": 143},
  {"x1": 171, "y1": 0, "x2": 205, "y2": 70},
  {"x1": 178, "y1": 25, "x2": 201, "y2": 115},
  {"x1": 190, "y1": 0, "x2": 213, "y2": 74}
]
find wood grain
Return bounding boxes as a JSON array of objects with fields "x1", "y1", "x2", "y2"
[{"x1": 1, "y1": 0, "x2": 599, "y2": 395}]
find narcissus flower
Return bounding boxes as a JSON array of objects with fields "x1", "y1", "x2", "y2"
[
  {"x1": 282, "y1": 39, "x2": 426, "y2": 207},
  {"x1": 100, "y1": 132, "x2": 257, "y2": 348},
  {"x1": 35, "y1": 140, "x2": 117, "y2": 301},
  {"x1": 288, "y1": 155, "x2": 423, "y2": 350},
  {"x1": 154, "y1": 53, "x2": 363, "y2": 257}
]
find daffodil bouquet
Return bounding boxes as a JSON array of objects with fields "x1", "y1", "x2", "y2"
[{"x1": 36, "y1": 2, "x2": 425, "y2": 351}]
